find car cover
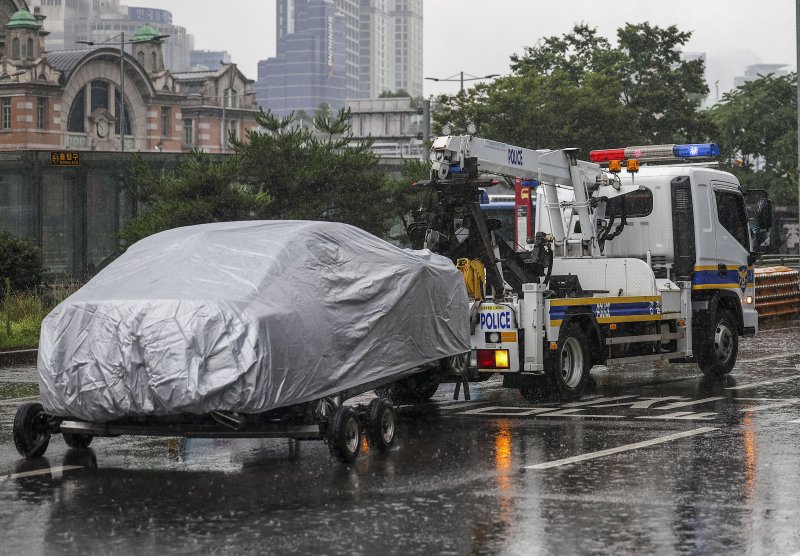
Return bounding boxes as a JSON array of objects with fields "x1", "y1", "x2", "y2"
[{"x1": 37, "y1": 221, "x2": 470, "y2": 421}]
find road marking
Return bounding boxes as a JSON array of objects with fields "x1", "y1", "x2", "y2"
[
  {"x1": 738, "y1": 354, "x2": 800, "y2": 363},
  {"x1": 726, "y1": 375, "x2": 800, "y2": 391},
  {"x1": 638, "y1": 411, "x2": 717, "y2": 421},
  {"x1": 739, "y1": 399, "x2": 800, "y2": 413},
  {"x1": 658, "y1": 397, "x2": 724, "y2": 409},
  {"x1": 592, "y1": 396, "x2": 690, "y2": 409},
  {"x1": 561, "y1": 396, "x2": 638, "y2": 408},
  {"x1": 0, "y1": 396, "x2": 39, "y2": 404},
  {"x1": 788, "y1": 419, "x2": 800, "y2": 424},
  {"x1": 458, "y1": 406, "x2": 557, "y2": 417},
  {"x1": 1, "y1": 465, "x2": 83, "y2": 482},
  {"x1": 523, "y1": 427, "x2": 719, "y2": 470}
]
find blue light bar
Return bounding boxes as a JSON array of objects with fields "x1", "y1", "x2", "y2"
[
  {"x1": 673, "y1": 143, "x2": 720, "y2": 158},
  {"x1": 519, "y1": 179, "x2": 540, "y2": 188}
]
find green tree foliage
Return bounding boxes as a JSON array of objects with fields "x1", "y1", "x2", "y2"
[
  {"x1": 433, "y1": 23, "x2": 712, "y2": 157},
  {"x1": 0, "y1": 231, "x2": 44, "y2": 291},
  {"x1": 711, "y1": 73, "x2": 798, "y2": 204},
  {"x1": 234, "y1": 108, "x2": 394, "y2": 237},
  {"x1": 120, "y1": 152, "x2": 272, "y2": 248}
]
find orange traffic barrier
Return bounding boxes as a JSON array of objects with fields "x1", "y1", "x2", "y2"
[{"x1": 754, "y1": 266, "x2": 800, "y2": 319}]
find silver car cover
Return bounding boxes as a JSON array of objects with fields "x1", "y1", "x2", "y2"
[{"x1": 37, "y1": 221, "x2": 470, "y2": 421}]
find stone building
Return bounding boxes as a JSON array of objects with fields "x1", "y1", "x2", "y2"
[
  {"x1": 0, "y1": 2, "x2": 260, "y2": 278},
  {"x1": 0, "y1": 3, "x2": 258, "y2": 154}
]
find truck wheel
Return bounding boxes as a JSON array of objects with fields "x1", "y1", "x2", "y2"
[
  {"x1": 366, "y1": 398, "x2": 396, "y2": 453},
  {"x1": 698, "y1": 309, "x2": 738, "y2": 377},
  {"x1": 63, "y1": 432, "x2": 93, "y2": 450},
  {"x1": 547, "y1": 323, "x2": 590, "y2": 401},
  {"x1": 13, "y1": 402, "x2": 52, "y2": 459},
  {"x1": 327, "y1": 406, "x2": 362, "y2": 464}
]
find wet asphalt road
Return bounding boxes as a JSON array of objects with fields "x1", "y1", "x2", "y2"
[{"x1": 0, "y1": 320, "x2": 799, "y2": 555}]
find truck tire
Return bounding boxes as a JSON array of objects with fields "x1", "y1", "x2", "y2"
[
  {"x1": 13, "y1": 402, "x2": 52, "y2": 459},
  {"x1": 698, "y1": 309, "x2": 738, "y2": 377},
  {"x1": 366, "y1": 398, "x2": 396, "y2": 453},
  {"x1": 547, "y1": 323, "x2": 590, "y2": 401},
  {"x1": 327, "y1": 405, "x2": 362, "y2": 464}
]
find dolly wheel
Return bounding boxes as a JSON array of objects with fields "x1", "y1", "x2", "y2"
[
  {"x1": 13, "y1": 402, "x2": 52, "y2": 460},
  {"x1": 366, "y1": 398, "x2": 396, "y2": 453},
  {"x1": 63, "y1": 432, "x2": 93, "y2": 450},
  {"x1": 327, "y1": 406, "x2": 362, "y2": 464}
]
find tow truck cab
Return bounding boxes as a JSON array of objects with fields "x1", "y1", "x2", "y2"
[{"x1": 596, "y1": 166, "x2": 758, "y2": 343}]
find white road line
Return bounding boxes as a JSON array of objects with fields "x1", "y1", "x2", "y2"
[
  {"x1": 726, "y1": 375, "x2": 800, "y2": 391},
  {"x1": 523, "y1": 427, "x2": 719, "y2": 470},
  {"x1": 788, "y1": 419, "x2": 800, "y2": 424},
  {"x1": 561, "y1": 396, "x2": 638, "y2": 408},
  {"x1": 738, "y1": 353, "x2": 800, "y2": 363},
  {"x1": 658, "y1": 397, "x2": 723, "y2": 409},
  {"x1": 1, "y1": 465, "x2": 83, "y2": 482},
  {"x1": 0, "y1": 396, "x2": 39, "y2": 404},
  {"x1": 637, "y1": 411, "x2": 717, "y2": 421},
  {"x1": 739, "y1": 399, "x2": 800, "y2": 413}
]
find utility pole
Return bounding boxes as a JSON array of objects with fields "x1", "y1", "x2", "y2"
[
  {"x1": 796, "y1": 0, "x2": 800, "y2": 253},
  {"x1": 120, "y1": 31, "x2": 125, "y2": 153}
]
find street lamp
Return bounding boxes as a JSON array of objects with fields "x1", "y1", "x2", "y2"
[
  {"x1": 77, "y1": 31, "x2": 169, "y2": 152},
  {"x1": 425, "y1": 71, "x2": 499, "y2": 92}
]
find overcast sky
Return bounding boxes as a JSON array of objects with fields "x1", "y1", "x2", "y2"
[{"x1": 125, "y1": 0, "x2": 796, "y2": 100}]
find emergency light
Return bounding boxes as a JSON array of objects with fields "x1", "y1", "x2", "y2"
[{"x1": 589, "y1": 143, "x2": 720, "y2": 164}]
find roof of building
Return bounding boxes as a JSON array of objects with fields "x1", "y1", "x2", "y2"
[
  {"x1": 172, "y1": 70, "x2": 218, "y2": 82},
  {"x1": 44, "y1": 49, "x2": 93, "y2": 76},
  {"x1": 132, "y1": 23, "x2": 161, "y2": 43},
  {"x1": 7, "y1": 10, "x2": 40, "y2": 29}
]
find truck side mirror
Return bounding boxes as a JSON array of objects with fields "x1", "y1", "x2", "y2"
[{"x1": 757, "y1": 198, "x2": 773, "y2": 229}]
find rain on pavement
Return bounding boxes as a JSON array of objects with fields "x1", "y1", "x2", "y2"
[{"x1": 0, "y1": 320, "x2": 799, "y2": 555}]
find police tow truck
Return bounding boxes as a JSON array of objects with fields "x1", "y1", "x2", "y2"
[{"x1": 401, "y1": 136, "x2": 773, "y2": 402}]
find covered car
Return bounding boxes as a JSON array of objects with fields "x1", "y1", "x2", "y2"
[{"x1": 37, "y1": 220, "x2": 470, "y2": 421}]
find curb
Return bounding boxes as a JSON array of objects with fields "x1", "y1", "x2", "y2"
[{"x1": 0, "y1": 348, "x2": 37, "y2": 367}]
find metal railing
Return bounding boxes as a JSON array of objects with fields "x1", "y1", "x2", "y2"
[{"x1": 758, "y1": 254, "x2": 800, "y2": 268}]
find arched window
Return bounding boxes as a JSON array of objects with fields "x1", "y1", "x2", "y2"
[
  {"x1": 11, "y1": 38, "x2": 20, "y2": 59},
  {"x1": 151, "y1": 52, "x2": 157, "y2": 71},
  {"x1": 67, "y1": 86, "x2": 86, "y2": 132},
  {"x1": 136, "y1": 51, "x2": 144, "y2": 66},
  {"x1": 26, "y1": 38, "x2": 34, "y2": 59}
]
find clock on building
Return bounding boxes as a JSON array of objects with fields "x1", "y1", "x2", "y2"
[{"x1": 96, "y1": 119, "x2": 108, "y2": 138}]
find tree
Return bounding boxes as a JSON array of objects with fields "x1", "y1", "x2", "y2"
[
  {"x1": 120, "y1": 152, "x2": 272, "y2": 248},
  {"x1": 434, "y1": 23, "x2": 713, "y2": 157},
  {"x1": 711, "y1": 73, "x2": 798, "y2": 204},
  {"x1": 233, "y1": 108, "x2": 395, "y2": 237}
]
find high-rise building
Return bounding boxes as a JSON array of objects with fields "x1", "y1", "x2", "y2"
[
  {"x1": 358, "y1": 0, "x2": 390, "y2": 99},
  {"x1": 734, "y1": 63, "x2": 788, "y2": 88},
  {"x1": 258, "y1": 0, "x2": 422, "y2": 113},
  {"x1": 257, "y1": 0, "x2": 347, "y2": 117},
  {"x1": 190, "y1": 50, "x2": 232, "y2": 71},
  {"x1": 31, "y1": 0, "x2": 194, "y2": 72},
  {"x1": 389, "y1": 0, "x2": 422, "y2": 98}
]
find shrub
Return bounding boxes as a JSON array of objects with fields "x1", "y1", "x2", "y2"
[{"x1": 0, "y1": 231, "x2": 44, "y2": 292}]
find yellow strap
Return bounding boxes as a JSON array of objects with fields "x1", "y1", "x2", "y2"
[{"x1": 456, "y1": 258, "x2": 486, "y2": 300}]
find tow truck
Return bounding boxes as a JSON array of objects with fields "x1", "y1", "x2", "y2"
[{"x1": 392, "y1": 136, "x2": 773, "y2": 402}]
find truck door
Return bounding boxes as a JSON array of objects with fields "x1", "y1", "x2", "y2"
[{"x1": 711, "y1": 183, "x2": 755, "y2": 319}]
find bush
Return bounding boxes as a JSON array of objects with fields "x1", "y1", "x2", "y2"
[{"x1": 0, "y1": 231, "x2": 44, "y2": 292}]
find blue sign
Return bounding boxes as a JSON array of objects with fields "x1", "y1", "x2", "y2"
[{"x1": 128, "y1": 7, "x2": 173, "y2": 24}]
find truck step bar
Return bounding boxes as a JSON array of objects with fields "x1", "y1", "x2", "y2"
[{"x1": 604, "y1": 331, "x2": 684, "y2": 345}]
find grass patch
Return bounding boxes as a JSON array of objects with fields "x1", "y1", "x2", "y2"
[{"x1": 1, "y1": 284, "x2": 80, "y2": 351}]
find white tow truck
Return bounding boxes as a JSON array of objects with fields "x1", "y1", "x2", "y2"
[{"x1": 408, "y1": 136, "x2": 773, "y2": 401}]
